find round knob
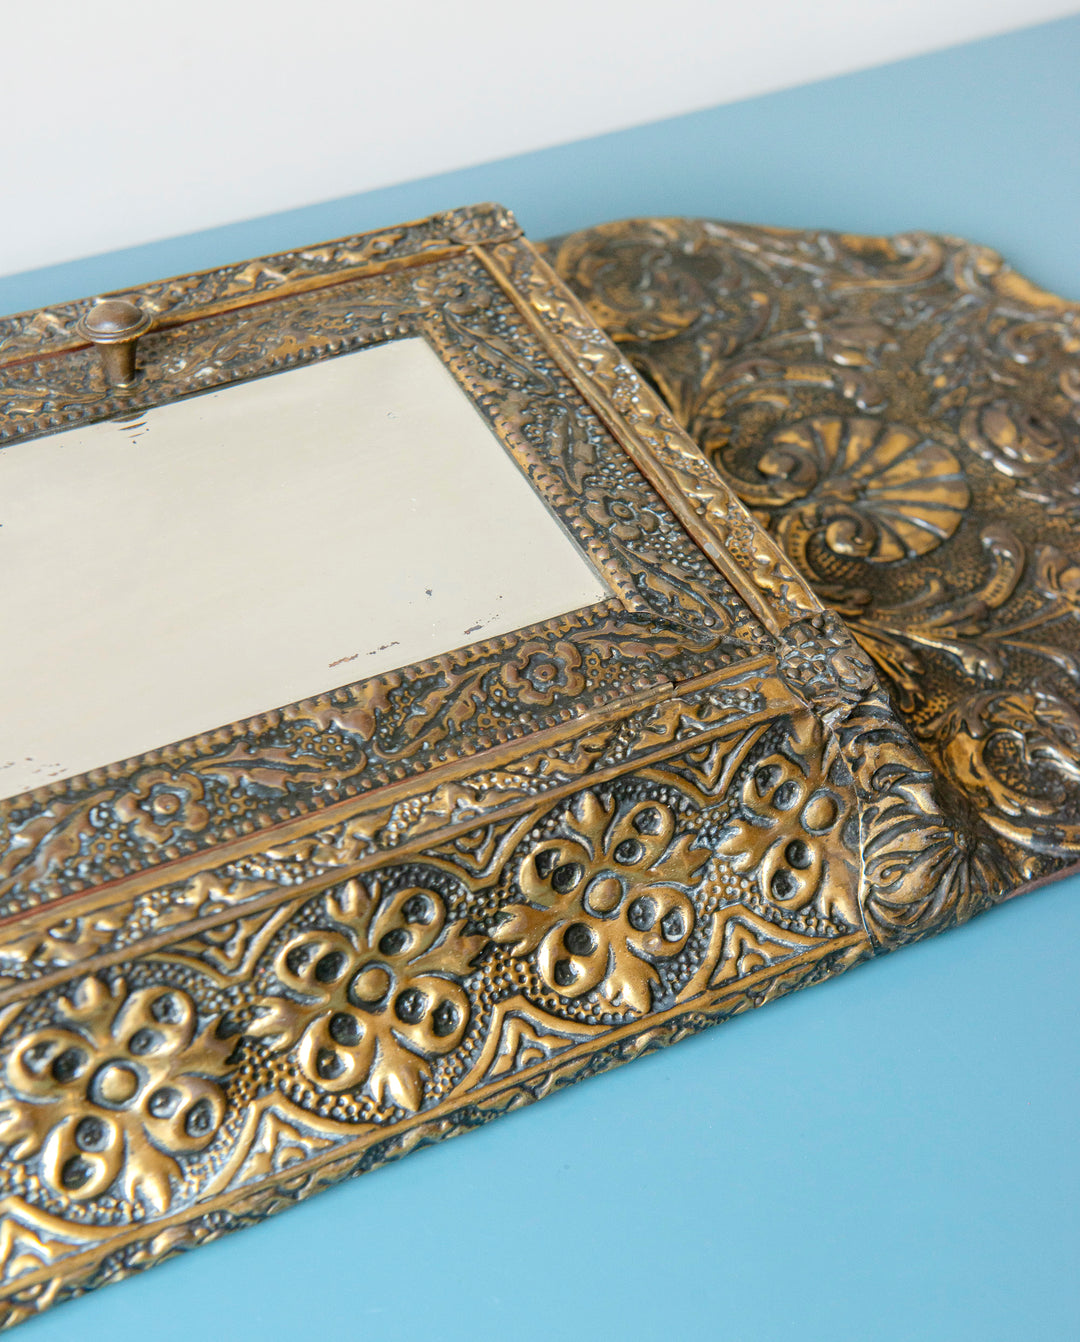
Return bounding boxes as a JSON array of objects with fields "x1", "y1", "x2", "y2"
[
  {"x1": 78, "y1": 298, "x2": 151, "y2": 343},
  {"x1": 75, "y1": 298, "x2": 152, "y2": 385}
]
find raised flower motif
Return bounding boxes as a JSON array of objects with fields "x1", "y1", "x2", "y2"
[
  {"x1": 499, "y1": 639, "x2": 586, "y2": 707},
  {"x1": 408, "y1": 269, "x2": 489, "y2": 318},
  {"x1": 494, "y1": 792, "x2": 708, "y2": 1013},
  {"x1": 584, "y1": 489, "x2": 662, "y2": 544},
  {"x1": 718, "y1": 717, "x2": 861, "y2": 929},
  {"x1": 114, "y1": 769, "x2": 211, "y2": 845},
  {"x1": 252, "y1": 880, "x2": 484, "y2": 1111},
  {"x1": 0, "y1": 977, "x2": 232, "y2": 1210}
]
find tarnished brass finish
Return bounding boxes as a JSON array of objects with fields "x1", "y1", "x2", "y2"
[
  {"x1": 0, "y1": 204, "x2": 1050, "y2": 1326},
  {"x1": 549, "y1": 217, "x2": 1080, "y2": 891},
  {"x1": 73, "y1": 298, "x2": 152, "y2": 385}
]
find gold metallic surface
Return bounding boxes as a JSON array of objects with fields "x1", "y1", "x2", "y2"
[
  {"x1": 0, "y1": 204, "x2": 1034, "y2": 1325},
  {"x1": 550, "y1": 216, "x2": 1080, "y2": 890},
  {"x1": 72, "y1": 298, "x2": 151, "y2": 385}
]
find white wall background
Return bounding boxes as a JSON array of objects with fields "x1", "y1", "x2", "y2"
[{"x1": 2, "y1": 0, "x2": 1076, "y2": 277}]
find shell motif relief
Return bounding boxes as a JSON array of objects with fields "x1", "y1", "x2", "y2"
[{"x1": 731, "y1": 416, "x2": 970, "y2": 567}]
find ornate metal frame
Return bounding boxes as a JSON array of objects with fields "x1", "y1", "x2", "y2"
[
  {"x1": 0, "y1": 203, "x2": 1018, "y2": 1326},
  {"x1": 548, "y1": 216, "x2": 1080, "y2": 889}
]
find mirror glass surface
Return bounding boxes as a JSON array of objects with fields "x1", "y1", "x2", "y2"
[{"x1": 0, "y1": 337, "x2": 607, "y2": 799}]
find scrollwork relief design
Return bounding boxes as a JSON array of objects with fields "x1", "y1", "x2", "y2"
[
  {"x1": 731, "y1": 415, "x2": 970, "y2": 568},
  {"x1": 551, "y1": 215, "x2": 1080, "y2": 881},
  {"x1": 486, "y1": 237, "x2": 820, "y2": 628},
  {"x1": 0, "y1": 208, "x2": 1058, "y2": 1325},
  {"x1": 932, "y1": 689, "x2": 1080, "y2": 856}
]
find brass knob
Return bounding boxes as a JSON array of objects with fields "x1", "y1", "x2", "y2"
[{"x1": 75, "y1": 298, "x2": 152, "y2": 386}]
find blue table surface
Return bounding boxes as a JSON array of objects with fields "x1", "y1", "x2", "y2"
[{"x1": 8, "y1": 16, "x2": 1080, "y2": 1340}]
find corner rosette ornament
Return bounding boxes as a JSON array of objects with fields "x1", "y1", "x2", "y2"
[
  {"x1": 0, "y1": 978, "x2": 232, "y2": 1211},
  {"x1": 252, "y1": 881, "x2": 485, "y2": 1111},
  {"x1": 494, "y1": 792, "x2": 708, "y2": 1013},
  {"x1": 500, "y1": 639, "x2": 586, "y2": 707},
  {"x1": 718, "y1": 716, "x2": 861, "y2": 930}
]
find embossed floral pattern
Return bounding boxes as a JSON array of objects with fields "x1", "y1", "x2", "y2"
[
  {"x1": 584, "y1": 489, "x2": 661, "y2": 543},
  {"x1": 499, "y1": 639, "x2": 586, "y2": 707},
  {"x1": 0, "y1": 223, "x2": 769, "y2": 918},
  {"x1": 14, "y1": 207, "x2": 1071, "y2": 1325},
  {"x1": 0, "y1": 720, "x2": 880, "y2": 1323},
  {"x1": 494, "y1": 792, "x2": 709, "y2": 1013},
  {"x1": 409, "y1": 267, "x2": 491, "y2": 318},
  {"x1": 114, "y1": 770, "x2": 211, "y2": 845},
  {"x1": 718, "y1": 717, "x2": 861, "y2": 930},
  {"x1": 0, "y1": 977, "x2": 232, "y2": 1210},
  {"x1": 252, "y1": 881, "x2": 484, "y2": 1111},
  {"x1": 553, "y1": 215, "x2": 1080, "y2": 885}
]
